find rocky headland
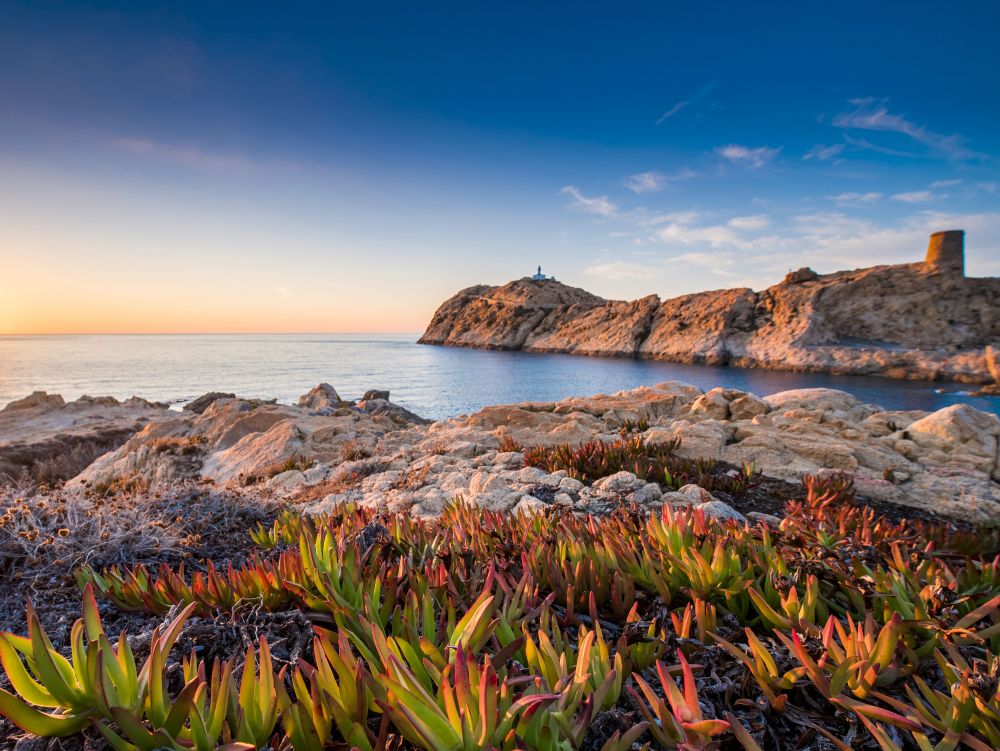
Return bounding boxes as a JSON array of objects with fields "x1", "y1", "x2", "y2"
[
  {"x1": 4, "y1": 379, "x2": 998, "y2": 524},
  {"x1": 420, "y1": 230, "x2": 1000, "y2": 387}
]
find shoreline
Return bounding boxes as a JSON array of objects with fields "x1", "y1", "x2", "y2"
[{"x1": 3, "y1": 379, "x2": 999, "y2": 524}]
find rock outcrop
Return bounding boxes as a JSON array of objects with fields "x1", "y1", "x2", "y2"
[
  {"x1": 420, "y1": 231, "x2": 1000, "y2": 386},
  {"x1": 0, "y1": 393, "x2": 169, "y2": 483},
  {"x1": 7, "y1": 381, "x2": 996, "y2": 523},
  {"x1": 70, "y1": 387, "x2": 429, "y2": 489},
  {"x1": 302, "y1": 381, "x2": 1000, "y2": 523}
]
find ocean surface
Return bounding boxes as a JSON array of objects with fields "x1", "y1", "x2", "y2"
[{"x1": 1, "y1": 334, "x2": 998, "y2": 419}]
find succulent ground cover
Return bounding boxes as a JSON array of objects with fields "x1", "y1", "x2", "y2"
[{"x1": 2, "y1": 470, "x2": 1000, "y2": 750}]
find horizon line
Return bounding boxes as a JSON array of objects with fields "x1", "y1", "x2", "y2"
[{"x1": 0, "y1": 330, "x2": 425, "y2": 337}]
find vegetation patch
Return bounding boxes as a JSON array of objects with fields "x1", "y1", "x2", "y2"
[
  {"x1": 2, "y1": 472, "x2": 1000, "y2": 750},
  {"x1": 521, "y1": 436, "x2": 763, "y2": 495}
]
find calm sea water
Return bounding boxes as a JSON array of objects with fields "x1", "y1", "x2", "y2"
[{"x1": 1, "y1": 334, "x2": 997, "y2": 419}]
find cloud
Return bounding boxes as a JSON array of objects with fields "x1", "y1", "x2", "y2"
[
  {"x1": 976, "y1": 181, "x2": 998, "y2": 193},
  {"x1": 833, "y1": 98, "x2": 984, "y2": 160},
  {"x1": 728, "y1": 215, "x2": 770, "y2": 230},
  {"x1": 841, "y1": 134, "x2": 918, "y2": 158},
  {"x1": 114, "y1": 137, "x2": 255, "y2": 172},
  {"x1": 623, "y1": 172, "x2": 666, "y2": 194},
  {"x1": 623, "y1": 168, "x2": 696, "y2": 193},
  {"x1": 656, "y1": 82, "x2": 718, "y2": 124},
  {"x1": 803, "y1": 143, "x2": 845, "y2": 162},
  {"x1": 654, "y1": 212, "x2": 748, "y2": 249},
  {"x1": 930, "y1": 179, "x2": 962, "y2": 188},
  {"x1": 715, "y1": 144, "x2": 781, "y2": 169},
  {"x1": 584, "y1": 261, "x2": 651, "y2": 280},
  {"x1": 828, "y1": 192, "x2": 884, "y2": 205},
  {"x1": 892, "y1": 191, "x2": 934, "y2": 203},
  {"x1": 561, "y1": 186, "x2": 617, "y2": 217},
  {"x1": 272, "y1": 285, "x2": 290, "y2": 298}
]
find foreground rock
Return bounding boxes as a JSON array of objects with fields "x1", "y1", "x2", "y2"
[
  {"x1": 17, "y1": 381, "x2": 995, "y2": 523},
  {"x1": 70, "y1": 388, "x2": 428, "y2": 490},
  {"x1": 304, "y1": 382, "x2": 1000, "y2": 523},
  {"x1": 0, "y1": 392, "x2": 168, "y2": 483},
  {"x1": 420, "y1": 231, "x2": 1000, "y2": 387}
]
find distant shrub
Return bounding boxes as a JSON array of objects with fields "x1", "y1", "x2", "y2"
[
  {"x1": 339, "y1": 440, "x2": 371, "y2": 462},
  {"x1": 523, "y1": 435, "x2": 761, "y2": 494},
  {"x1": 497, "y1": 434, "x2": 523, "y2": 453}
]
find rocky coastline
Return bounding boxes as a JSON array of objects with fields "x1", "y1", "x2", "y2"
[
  {"x1": 3, "y1": 378, "x2": 998, "y2": 524},
  {"x1": 420, "y1": 230, "x2": 1000, "y2": 388}
]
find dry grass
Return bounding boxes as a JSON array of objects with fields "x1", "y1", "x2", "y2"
[
  {"x1": 147, "y1": 434, "x2": 207, "y2": 455},
  {"x1": 241, "y1": 455, "x2": 316, "y2": 485},
  {"x1": 0, "y1": 480, "x2": 283, "y2": 635},
  {"x1": 338, "y1": 439, "x2": 371, "y2": 462},
  {"x1": 291, "y1": 458, "x2": 391, "y2": 502}
]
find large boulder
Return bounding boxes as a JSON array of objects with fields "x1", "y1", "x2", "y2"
[
  {"x1": 298, "y1": 384, "x2": 342, "y2": 413},
  {"x1": 905, "y1": 405, "x2": 1000, "y2": 472}
]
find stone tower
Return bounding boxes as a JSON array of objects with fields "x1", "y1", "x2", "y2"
[{"x1": 924, "y1": 230, "x2": 965, "y2": 276}]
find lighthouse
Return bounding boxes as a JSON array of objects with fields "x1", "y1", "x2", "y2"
[{"x1": 532, "y1": 265, "x2": 555, "y2": 281}]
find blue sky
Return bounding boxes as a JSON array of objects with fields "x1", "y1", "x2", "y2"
[{"x1": 1, "y1": 0, "x2": 998, "y2": 333}]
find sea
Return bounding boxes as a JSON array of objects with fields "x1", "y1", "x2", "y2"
[{"x1": 1, "y1": 334, "x2": 998, "y2": 419}]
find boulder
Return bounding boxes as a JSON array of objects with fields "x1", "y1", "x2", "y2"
[
  {"x1": 906, "y1": 405, "x2": 1000, "y2": 464},
  {"x1": 298, "y1": 383, "x2": 342, "y2": 412},
  {"x1": 185, "y1": 392, "x2": 236, "y2": 414},
  {"x1": 695, "y1": 500, "x2": 746, "y2": 522},
  {"x1": 2, "y1": 391, "x2": 66, "y2": 412},
  {"x1": 783, "y1": 267, "x2": 819, "y2": 284}
]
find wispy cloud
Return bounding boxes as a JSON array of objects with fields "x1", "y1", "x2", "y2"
[
  {"x1": 833, "y1": 98, "x2": 984, "y2": 161},
  {"x1": 803, "y1": 143, "x2": 845, "y2": 162},
  {"x1": 272, "y1": 285, "x2": 290, "y2": 298},
  {"x1": 654, "y1": 211, "x2": 751, "y2": 249},
  {"x1": 114, "y1": 137, "x2": 255, "y2": 172},
  {"x1": 930, "y1": 179, "x2": 962, "y2": 188},
  {"x1": 583, "y1": 261, "x2": 651, "y2": 280},
  {"x1": 623, "y1": 168, "x2": 696, "y2": 193},
  {"x1": 623, "y1": 172, "x2": 665, "y2": 194},
  {"x1": 728, "y1": 215, "x2": 770, "y2": 230},
  {"x1": 977, "y1": 181, "x2": 998, "y2": 193},
  {"x1": 656, "y1": 82, "x2": 718, "y2": 124},
  {"x1": 828, "y1": 192, "x2": 884, "y2": 206},
  {"x1": 715, "y1": 144, "x2": 781, "y2": 169},
  {"x1": 841, "y1": 133, "x2": 918, "y2": 158},
  {"x1": 561, "y1": 186, "x2": 617, "y2": 216},
  {"x1": 892, "y1": 190, "x2": 934, "y2": 203}
]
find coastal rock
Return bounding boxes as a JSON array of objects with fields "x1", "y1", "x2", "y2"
[
  {"x1": 69, "y1": 387, "x2": 428, "y2": 489},
  {"x1": 419, "y1": 232, "x2": 1000, "y2": 384},
  {"x1": 905, "y1": 405, "x2": 1000, "y2": 471},
  {"x1": 695, "y1": 500, "x2": 746, "y2": 522},
  {"x1": 185, "y1": 392, "x2": 236, "y2": 414},
  {"x1": 356, "y1": 398, "x2": 431, "y2": 426},
  {"x1": 4, "y1": 379, "x2": 996, "y2": 524},
  {"x1": 298, "y1": 383, "x2": 342, "y2": 412},
  {"x1": 0, "y1": 393, "x2": 168, "y2": 483}
]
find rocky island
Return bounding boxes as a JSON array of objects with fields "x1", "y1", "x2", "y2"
[{"x1": 420, "y1": 230, "x2": 1000, "y2": 388}]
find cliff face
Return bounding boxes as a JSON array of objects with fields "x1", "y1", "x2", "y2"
[{"x1": 419, "y1": 236, "x2": 1000, "y2": 384}]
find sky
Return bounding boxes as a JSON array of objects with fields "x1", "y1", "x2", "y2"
[{"x1": 1, "y1": 1, "x2": 999, "y2": 334}]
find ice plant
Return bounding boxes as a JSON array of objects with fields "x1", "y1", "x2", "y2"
[
  {"x1": 712, "y1": 628, "x2": 806, "y2": 711},
  {"x1": 629, "y1": 653, "x2": 730, "y2": 750},
  {"x1": 0, "y1": 585, "x2": 194, "y2": 735}
]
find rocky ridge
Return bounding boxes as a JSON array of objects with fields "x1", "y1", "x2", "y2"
[
  {"x1": 0, "y1": 392, "x2": 169, "y2": 483},
  {"x1": 28, "y1": 380, "x2": 1000, "y2": 524},
  {"x1": 419, "y1": 231, "x2": 1000, "y2": 386}
]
